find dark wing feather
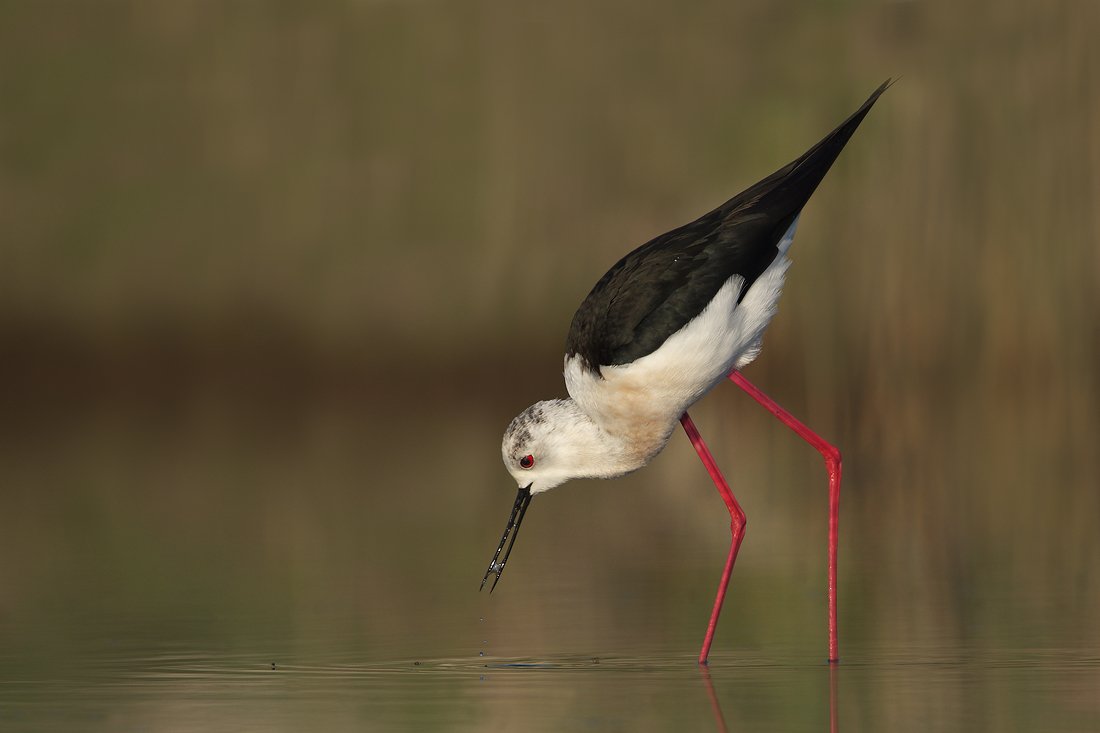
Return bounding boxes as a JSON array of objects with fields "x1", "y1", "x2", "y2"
[{"x1": 565, "y1": 80, "x2": 890, "y2": 374}]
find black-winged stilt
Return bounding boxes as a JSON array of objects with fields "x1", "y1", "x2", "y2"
[{"x1": 482, "y1": 81, "x2": 889, "y2": 665}]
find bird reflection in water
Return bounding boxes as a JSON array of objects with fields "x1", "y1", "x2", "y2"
[{"x1": 700, "y1": 665, "x2": 839, "y2": 733}]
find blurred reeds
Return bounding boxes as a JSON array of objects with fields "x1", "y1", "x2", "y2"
[{"x1": 1, "y1": 0, "x2": 1098, "y2": 675}]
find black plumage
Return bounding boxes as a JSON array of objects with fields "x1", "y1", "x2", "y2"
[{"x1": 565, "y1": 81, "x2": 890, "y2": 375}]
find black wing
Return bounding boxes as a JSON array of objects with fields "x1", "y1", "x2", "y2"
[{"x1": 565, "y1": 80, "x2": 890, "y2": 374}]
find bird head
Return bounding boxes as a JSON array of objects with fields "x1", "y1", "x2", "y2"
[
  {"x1": 481, "y1": 398, "x2": 615, "y2": 592},
  {"x1": 500, "y1": 398, "x2": 598, "y2": 495}
]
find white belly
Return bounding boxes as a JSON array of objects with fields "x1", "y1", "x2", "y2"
[{"x1": 564, "y1": 253, "x2": 791, "y2": 449}]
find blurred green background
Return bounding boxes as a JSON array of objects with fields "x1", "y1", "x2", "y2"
[{"x1": 1, "y1": 0, "x2": 1098, "y2": 730}]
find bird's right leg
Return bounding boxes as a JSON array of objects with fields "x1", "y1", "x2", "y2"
[
  {"x1": 680, "y1": 412, "x2": 746, "y2": 666},
  {"x1": 728, "y1": 370, "x2": 841, "y2": 663}
]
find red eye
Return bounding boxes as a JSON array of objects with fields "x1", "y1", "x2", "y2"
[{"x1": 519, "y1": 455, "x2": 535, "y2": 469}]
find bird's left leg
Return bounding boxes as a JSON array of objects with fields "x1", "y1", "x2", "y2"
[
  {"x1": 680, "y1": 412, "x2": 746, "y2": 666},
  {"x1": 728, "y1": 370, "x2": 842, "y2": 663}
]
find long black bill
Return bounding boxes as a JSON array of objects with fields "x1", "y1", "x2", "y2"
[{"x1": 480, "y1": 485, "x2": 533, "y2": 593}]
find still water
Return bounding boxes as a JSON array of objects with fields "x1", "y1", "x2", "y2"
[
  {"x1": 1, "y1": 614, "x2": 1096, "y2": 732},
  {"x1": 2, "y1": 386, "x2": 1099, "y2": 732},
  {"x1": 2, "y1": 363, "x2": 1098, "y2": 733}
]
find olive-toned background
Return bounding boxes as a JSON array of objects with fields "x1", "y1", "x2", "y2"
[{"x1": 1, "y1": 1, "x2": 1097, "y2": 730}]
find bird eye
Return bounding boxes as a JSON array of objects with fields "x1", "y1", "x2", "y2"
[{"x1": 519, "y1": 455, "x2": 535, "y2": 469}]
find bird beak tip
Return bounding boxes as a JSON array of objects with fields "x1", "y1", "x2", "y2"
[{"x1": 479, "y1": 485, "x2": 533, "y2": 594}]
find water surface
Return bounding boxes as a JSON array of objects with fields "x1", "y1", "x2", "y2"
[{"x1": 2, "y1": 618, "x2": 1096, "y2": 732}]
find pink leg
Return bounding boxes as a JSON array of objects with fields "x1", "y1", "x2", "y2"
[
  {"x1": 729, "y1": 371, "x2": 842, "y2": 663},
  {"x1": 679, "y1": 412, "x2": 746, "y2": 666}
]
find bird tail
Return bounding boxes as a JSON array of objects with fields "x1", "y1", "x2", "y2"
[{"x1": 735, "y1": 79, "x2": 893, "y2": 218}]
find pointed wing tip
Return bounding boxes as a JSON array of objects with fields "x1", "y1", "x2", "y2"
[
  {"x1": 866, "y1": 78, "x2": 897, "y2": 107},
  {"x1": 852, "y1": 78, "x2": 894, "y2": 120}
]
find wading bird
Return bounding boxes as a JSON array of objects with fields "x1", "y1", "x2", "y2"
[{"x1": 482, "y1": 81, "x2": 889, "y2": 665}]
